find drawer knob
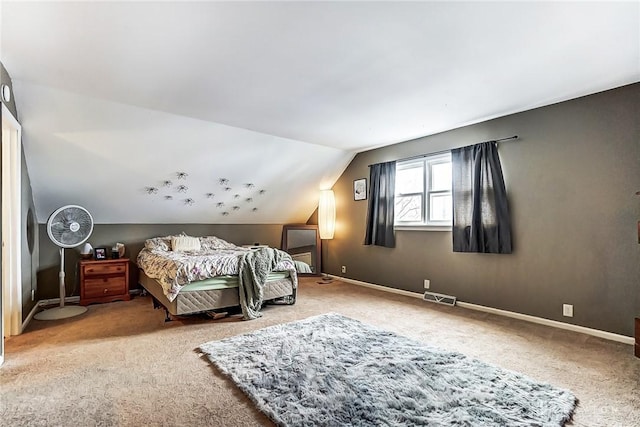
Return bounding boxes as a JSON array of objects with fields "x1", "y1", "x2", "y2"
[{"x1": 103, "y1": 289, "x2": 108, "y2": 294}]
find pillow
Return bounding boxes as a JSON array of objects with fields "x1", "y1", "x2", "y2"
[
  {"x1": 171, "y1": 235, "x2": 201, "y2": 252},
  {"x1": 144, "y1": 237, "x2": 172, "y2": 251}
]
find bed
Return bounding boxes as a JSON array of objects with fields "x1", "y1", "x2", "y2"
[{"x1": 137, "y1": 235, "x2": 297, "y2": 321}]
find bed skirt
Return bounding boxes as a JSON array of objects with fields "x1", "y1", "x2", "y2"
[{"x1": 138, "y1": 269, "x2": 296, "y2": 316}]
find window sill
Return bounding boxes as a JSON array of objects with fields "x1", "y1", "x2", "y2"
[{"x1": 394, "y1": 225, "x2": 452, "y2": 232}]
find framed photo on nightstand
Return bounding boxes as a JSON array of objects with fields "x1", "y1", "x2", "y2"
[
  {"x1": 94, "y1": 247, "x2": 107, "y2": 260},
  {"x1": 354, "y1": 178, "x2": 367, "y2": 201}
]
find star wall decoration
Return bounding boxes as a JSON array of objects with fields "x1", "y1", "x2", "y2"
[{"x1": 143, "y1": 173, "x2": 265, "y2": 211}]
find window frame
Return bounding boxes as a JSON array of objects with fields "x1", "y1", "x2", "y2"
[{"x1": 394, "y1": 152, "x2": 452, "y2": 231}]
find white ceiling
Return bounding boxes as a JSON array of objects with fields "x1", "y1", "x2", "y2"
[{"x1": 1, "y1": 1, "x2": 638, "y2": 224}]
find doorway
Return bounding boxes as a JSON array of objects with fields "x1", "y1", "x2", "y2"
[{"x1": 1, "y1": 103, "x2": 22, "y2": 365}]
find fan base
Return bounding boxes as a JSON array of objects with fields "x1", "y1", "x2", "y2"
[{"x1": 34, "y1": 305, "x2": 87, "y2": 321}]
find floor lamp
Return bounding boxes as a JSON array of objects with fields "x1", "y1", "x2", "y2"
[{"x1": 318, "y1": 189, "x2": 335, "y2": 283}]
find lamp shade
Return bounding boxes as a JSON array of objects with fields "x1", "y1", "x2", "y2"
[
  {"x1": 318, "y1": 189, "x2": 336, "y2": 240},
  {"x1": 80, "y1": 242, "x2": 93, "y2": 259}
]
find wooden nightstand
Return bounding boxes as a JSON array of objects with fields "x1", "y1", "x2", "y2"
[{"x1": 80, "y1": 258, "x2": 130, "y2": 305}]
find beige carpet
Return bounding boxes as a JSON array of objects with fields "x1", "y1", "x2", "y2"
[{"x1": 1, "y1": 278, "x2": 638, "y2": 426}]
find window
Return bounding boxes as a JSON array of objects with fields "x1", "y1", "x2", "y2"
[{"x1": 395, "y1": 153, "x2": 452, "y2": 228}]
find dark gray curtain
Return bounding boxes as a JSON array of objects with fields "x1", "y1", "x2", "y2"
[
  {"x1": 364, "y1": 161, "x2": 396, "y2": 248},
  {"x1": 452, "y1": 142, "x2": 512, "y2": 253}
]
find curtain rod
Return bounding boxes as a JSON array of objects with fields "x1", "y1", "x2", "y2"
[{"x1": 368, "y1": 135, "x2": 518, "y2": 167}]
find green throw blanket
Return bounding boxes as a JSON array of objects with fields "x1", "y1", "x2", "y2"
[{"x1": 238, "y1": 247, "x2": 292, "y2": 320}]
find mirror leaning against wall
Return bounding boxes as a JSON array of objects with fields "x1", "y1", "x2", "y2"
[{"x1": 281, "y1": 224, "x2": 321, "y2": 276}]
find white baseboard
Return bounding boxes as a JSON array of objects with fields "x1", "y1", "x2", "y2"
[
  {"x1": 38, "y1": 296, "x2": 81, "y2": 307},
  {"x1": 22, "y1": 302, "x2": 40, "y2": 333},
  {"x1": 333, "y1": 275, "x2": 635, "y2": 346},
  {"x1": 21, "y1": 289, "x2": 142, "y2": 333},
  {"x1": 336, "y1": 276, "x2": 424, "y2": 300},
  {"x1": 37, "y1": 289, "x2": 142, "y2": 307},
  {"x1": 19, "y1": 296, "x2": 82, "y2": 332}
]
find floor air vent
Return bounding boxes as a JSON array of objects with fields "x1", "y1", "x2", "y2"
[{"x1": 423, "y1": 291, "x2": 457, "y2": 306}]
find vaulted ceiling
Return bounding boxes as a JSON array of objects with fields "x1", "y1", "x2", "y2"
[{"x1": 2, "y1": 1, "x2": 638, "y2": 224}]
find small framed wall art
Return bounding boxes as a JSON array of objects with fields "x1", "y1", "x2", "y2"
[
  {"x1": 94, "y1": 247, "x2": 107, "y2": 260},
  {"x1": 354, "y1": 178, "x2": 367, "y2": 201}
]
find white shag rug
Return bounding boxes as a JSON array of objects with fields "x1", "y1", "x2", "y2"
[{"x1": 199, "y1": 313, "x2": 577, "y2": 426}]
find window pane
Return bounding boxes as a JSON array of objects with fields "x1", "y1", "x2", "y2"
[
  {"x1": 395, "y1": 195, "x2": 422, "y2": 222},
  {"x1": 431, "y1": 162, "x2": 452, "y2": 191},
  {"x1": 429, "y1": 193, "x2": 452, "y2": 221},
  {"x1": 396, "y1": 165, "x2": 423, "y2": 194}
]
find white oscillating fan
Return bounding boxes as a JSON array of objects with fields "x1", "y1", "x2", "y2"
[{"x1": 34, "y1": 205, "x2": 94, "y2": 320}]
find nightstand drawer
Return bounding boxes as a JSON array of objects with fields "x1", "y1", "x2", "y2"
[
  {"x1": 83, "y1": 263, "x2": 126, "y2": 276},
  {"x1": 83, "y1": 276, "x2": 126, "y2": 299}
]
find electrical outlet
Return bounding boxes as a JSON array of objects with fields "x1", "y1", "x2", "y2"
[
  {"x1": 424, "y1": 279, "x2": 430, "y2": 289},
  {"x1": 562, "y1": 304, "x2": 573, "y2": 317},
  {"x1": 341, "y1": 265, "x2": 346, "y2": 274}
]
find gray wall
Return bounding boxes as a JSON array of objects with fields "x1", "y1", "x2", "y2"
[
  {"x1": 21, "y1": 149, "x2": 38, "y2": 319},
  {"x1": 326, "y1": 83, "x2": 640, "y2": 337},
  {"x1": 37, "y1": 223, "x2": 285, "y2": 299}
]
